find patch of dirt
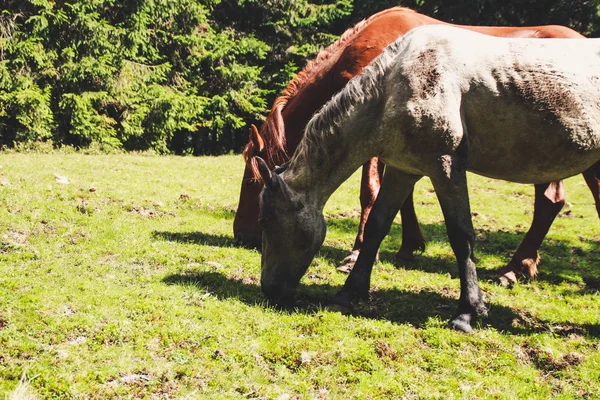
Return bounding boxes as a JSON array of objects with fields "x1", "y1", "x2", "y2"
[
  {"x1": 67, "y1": 229, "x2": 91, "y2": 245},
  {"x1": 119, "y1": 373, "x2": 151, "y2": 385},
  {"x1": 374, "y1": 340, "x2": 399, "y2": 361},
  {"x1": 222, "y1": 204, "x2": 237, "y2": 214},
  {"x1": 511, "y1": 309, "x2": 589, "y2": 337},
  {"x1": 519, "y1": 343, "x2": 584, "y2": 373},
  {"x1": 559, "y1": 210, "x2": 575, "y2": 218},
  {"x1": 239, "y1": 276, "x2": 258, "y2": 286},
  {"x1": 11, "y1": 230, "x2": 30, "y2": 244},
  {"x1": 33, "y1": 220, "x2": 57, "y2": 236},
  {"x1": 126, "y1": 205, "x2": 175, "y2": 218},
  {"x1": 325, "y1": 209, "x2": 361, "y2": 220}
]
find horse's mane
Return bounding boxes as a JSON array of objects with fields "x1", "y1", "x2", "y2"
[
  {"x1": 293, "y1": 33, "x2": 411, "y2": 168},
  {"x1": 246, "y1": 6, "x2": 416, "y2": 176}
]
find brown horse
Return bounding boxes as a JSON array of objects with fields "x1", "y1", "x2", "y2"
[{"x1": 234, "y1": 6, "x2": 600, "y2": 284}]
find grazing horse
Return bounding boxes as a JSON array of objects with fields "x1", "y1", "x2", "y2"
[
  {"x1": 234, "y1": 6, "x2": 598, "y2": 285},
  {"x1": 256, "y1": 25, "x2": 600, "y2": 332}
]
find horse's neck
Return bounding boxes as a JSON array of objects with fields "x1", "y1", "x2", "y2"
[
  {"x1": 281, "y1": 60, "x2": 348, "y2": 154},
  {"x1": 285, "y1": 102, "x2": 382, "y2": 209}
]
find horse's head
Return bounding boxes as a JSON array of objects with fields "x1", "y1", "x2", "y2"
[
  {"x1": 256, "y1": 157, "x2": 326, "y2": 303},
  {"x1": 233, "y1": 125, "x2": 267, "y2": 248}
]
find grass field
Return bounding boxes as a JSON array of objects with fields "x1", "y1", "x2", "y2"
[{"x1": 0, "y1": 152, "x2": 598, "y2": 399}]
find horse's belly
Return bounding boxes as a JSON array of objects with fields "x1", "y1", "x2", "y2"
[{"x1": 464, "y1": 106, "x2": 600, "y2": 184}]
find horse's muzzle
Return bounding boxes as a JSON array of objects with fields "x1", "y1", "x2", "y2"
[{"x1": 261, "y1": 280, "x2": 296, "y2": 305}]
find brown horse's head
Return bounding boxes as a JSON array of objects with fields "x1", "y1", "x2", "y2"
[
  {"x1": 234, "y1": 125, "x2": 267, "y2": 248},
  {"x1": 255, "y1": 157, "x2": 326, "y2": 303},
  {"x1": 234, "y1": 110, "x2": 288, "y2": 248}
]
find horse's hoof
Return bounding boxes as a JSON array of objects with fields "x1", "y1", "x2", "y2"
[
  {"x1": 336, "y1": 263, "x2": 354, "y2": 274},
  {"x1": 336, "y1": 250, "x2": 359, "y2": 273},
  {"x1": 395, "y1": 248, "x2": 416, "y2": 262},
  {"x1": 395, "y1": 242, "x2": 425, "y2": 262},
  {"x1": 448, "y1": 314, "x2": 474, "y2": 334},
  {"x1": 497, "y1": 271, "x2": 517, "y2": 287},
  {"x1": 330, "y1": 286, "x2": 370, "y2": 311},
  {"x1": 329, "y1": 291, "x2": 355, "y2": 312}
]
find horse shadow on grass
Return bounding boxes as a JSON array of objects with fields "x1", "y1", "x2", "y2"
[
  {"x1": 154, "y1": 212, "x2": 599, "y2": 290},
  {"x1": 154, "y1": 214, "x2": 598, "y2": 337},
  {"x1": 162, "y1": 269, "x2": 600, "y2": 339},
  {"x1": 326, "y1": 217, "x2": 600, "y2": 286},
  {"x1": 163, "y1": 269, "x2": 600, "y2": 338},
  {"x1": 153, "y1": 230, "x2": 238, "y2": 248}
]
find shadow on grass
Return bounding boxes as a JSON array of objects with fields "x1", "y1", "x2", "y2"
[
  {"x1": 162, "y1": 270, "x2": 600, "y2": 339},
  {"x1": 154, "y1": 214, "x2": 599, "y2": 288},
  {"x1": 152, "y1": 231, "x2": 238, "y2": 248},
  {"x1": 328, "y1": 217, "x2": 600, "y2": 285}
]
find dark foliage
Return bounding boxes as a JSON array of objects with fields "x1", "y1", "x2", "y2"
[{"x1": 1, "y1": 1, "x2": 598, "y2": 154}]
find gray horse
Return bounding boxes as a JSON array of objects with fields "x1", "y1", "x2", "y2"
[{"x1": 256, "y1": 25, "x2": 600, "y2": 333}]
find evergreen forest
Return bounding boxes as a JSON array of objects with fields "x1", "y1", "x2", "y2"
[{"x1": 2, "y1": 0, "x2": 600, "y2": 155}]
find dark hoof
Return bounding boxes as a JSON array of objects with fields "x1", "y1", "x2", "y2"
[
  {"x1": 329, "y1": 290, "x2": 355, "y2": 311},
  {"x1": 395, "y1": 242, "x2": 425, "y2": 262},
  {"x1": 329, "y1": 287, "x2": 369, "y2": 312},
  {"x1": 395, "y1": 248, "x2": 416, "y2": 262},
  {"x1": 449, "y1": 313, "x2": 474, "y2": 334}
]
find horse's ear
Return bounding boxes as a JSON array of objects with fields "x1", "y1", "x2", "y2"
[
  {"x1": 249, "y1": 124, "x2": 264, "y2": 153},
  {"x1": 274, "y1": 161, "x2": 290, "y2": 174},
  {"x1": 255, "y1": 156, "x2": 278, "y2": 190}
]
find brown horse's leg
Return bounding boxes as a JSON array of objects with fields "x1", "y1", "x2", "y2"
[
  {"x1": 337, "y1": 157, "x2": 383, "y2": 273},
  {"x1": 582, "y1": 163, "x2": 600, "y2": 218},
  {"x1": 497, "y1": 181, "x2": 565, "y2": 286},
  {"x1": 395, "y1": 189, "x2": 426, "y2": 261},
  {"x1": 333, "y1": 168, "x2": 422, "y2": 307}
]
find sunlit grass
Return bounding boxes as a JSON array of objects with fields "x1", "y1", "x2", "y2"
[{"x1": 0, "y1": 153, "x2": 598, "y2": 398}]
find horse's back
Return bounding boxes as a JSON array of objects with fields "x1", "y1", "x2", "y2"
[{"x1": 383, "y1": 26, "x2": 600, "y2": 183}]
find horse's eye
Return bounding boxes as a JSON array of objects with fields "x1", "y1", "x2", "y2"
[{"x1": 258, "y1": 217, "x2": 268, "y2": 228}]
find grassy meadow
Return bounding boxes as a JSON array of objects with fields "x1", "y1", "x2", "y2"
[{"x1": 0, "y1": 152, "x2": 598, "y2": 399}]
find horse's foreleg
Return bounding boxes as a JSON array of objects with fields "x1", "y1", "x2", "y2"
[
  {"x1": 396, "y1": 190, "x2": 427, "y2": 261},
  {"x1": 431, "y1": 165, "x2": 487, "y2": 334},
  {"x1": 497, "y1": 181, "x2": 565, "y2": 286},
  {"x1": 337, "y1": 157, "x2": 384, "y2": 273},
  {"x1": 332, "y1": 168, "x2": 421, "y2": 307},
  {"x1": 583, "y1": 162, "x2": 600, "y2": 218}
]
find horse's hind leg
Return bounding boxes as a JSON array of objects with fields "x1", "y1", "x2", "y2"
[
  {"x1": 332, "y1": 167, "x2": 422, "y2": 307},
  {"x1": 430, "y1": 163, "x2": 487, "y2": 333},
  {"x1": 395, "y1": 189, "x2": 427, "y2": 261},
  {"x1": 497, "y1": 182, "x2": 565, "y2": 286},
  {"x1": 583, "y1": 162, "x2": 600, "y2": 218}
]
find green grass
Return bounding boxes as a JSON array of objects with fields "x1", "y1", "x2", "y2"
[{"x1": 0, "y1": 153, "x2": 598, "y2": 399}]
